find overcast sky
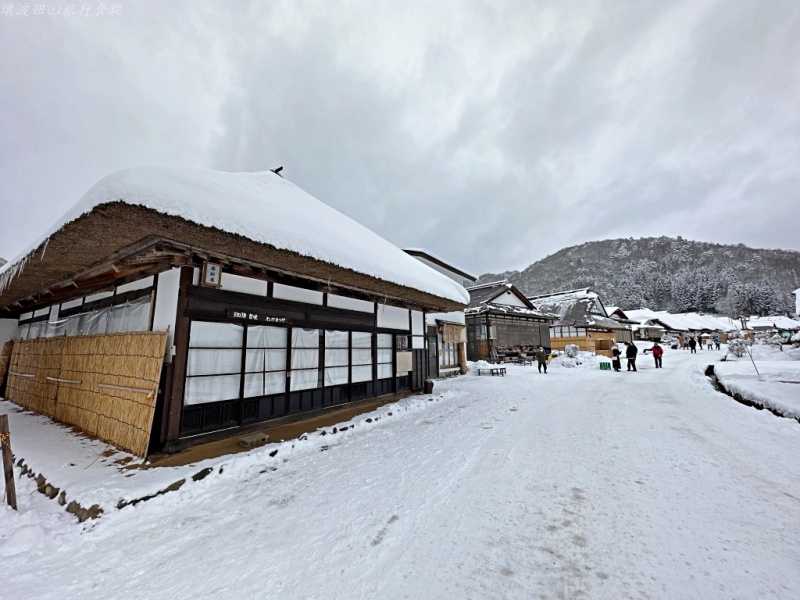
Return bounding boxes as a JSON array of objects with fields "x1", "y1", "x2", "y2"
[{"x1": 1, "y1": 1, "x2": 798, "y2": 277}]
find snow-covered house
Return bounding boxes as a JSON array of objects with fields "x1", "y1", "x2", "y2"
[
  {"x1": 464, "y1": 282, "x2": 555, "y2": 362},
  {"x1": 527, "y1": 288, "x2": 632, "y2": 357},
  {"x1": 625, "y1": 309, "x2": 747, "y2": 343},
  {"x1": 746, "y1": 316, "x2": 800, "y2": 344},
  {"x1": 0, "y1": 167, "x2": 468, "y2": 455},
  {"x1": 606, "y1": 306, "x2": 653, "y2": 340},
  {"x1": 404, "y1": 249, "x2": 476, "y2": 378}
]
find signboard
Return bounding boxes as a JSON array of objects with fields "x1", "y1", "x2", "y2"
[
  {"x1": 396, "y1": 335, "x2": 408, "y2": 350},
  {"x1": 225, "y1": 309, "x2": 288, "y2": 324},
  {"x1": 396, "y1": 351, "x2": 413, "y2": 373},
  {"x1": 201, "y1": 262, "x2": 222, "y2": 288}
]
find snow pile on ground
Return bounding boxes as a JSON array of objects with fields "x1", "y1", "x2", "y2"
[
  {"x1": 467, "y1": 360, "x2": 493, "y2": 375},
  {"x1": 714, "y1": 345, "x2": 800, "y2": 419},
  {"x1": 550, "y1": 351, "x2": 610, "y2": 369}
]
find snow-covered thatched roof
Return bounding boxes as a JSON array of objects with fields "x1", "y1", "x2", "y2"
[
  {"x1": 627, "y1": 309, "x2": 742, "y2": 332},
  {"x1": 0, "y1": 168, "x2": 469, "y2": 313},
  {"x1": 464, "y1": 281, "x2": 555, "y2": 319},
  {"x1": 527, "y1": 288, "x2": 623, "y2": 329}
]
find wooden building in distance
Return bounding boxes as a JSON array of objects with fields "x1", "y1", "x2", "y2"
[
  {"x1": 0, "y1": 167, "x2": 468, "y2": 456},
  {"x1": 527, "y1": 288, "x2": 632, "y2": 357},
  {"x1": 404, "y1": 249, "x2": 476, "y2": 379},
  {"x1": 465, "y1": 281, "x2": 555, "y2": 362}
]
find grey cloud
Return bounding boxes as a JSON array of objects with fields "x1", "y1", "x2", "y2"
[{"x1": 2, "y1": 0, "x2": 799, "y2": 278}]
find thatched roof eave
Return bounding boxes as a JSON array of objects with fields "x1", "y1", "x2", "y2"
[{"x1": 0, "y1": 203, "x2": 465, "y2": 315}]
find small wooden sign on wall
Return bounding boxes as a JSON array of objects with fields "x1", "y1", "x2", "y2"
[{"x1": 201, "y1": 262, "x2": 222, "y2": 288}]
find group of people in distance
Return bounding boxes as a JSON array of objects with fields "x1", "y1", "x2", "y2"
[
  {"x1": 678, "y1": 333, "x2": 721, "y2": 353},
  {"x1": 610, "y1": 340, "x2": 663, "y2": 372}
]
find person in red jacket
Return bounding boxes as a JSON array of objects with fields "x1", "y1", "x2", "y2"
[{"x1": 650, "y1": 342, "x2": 664, "y2": 368}]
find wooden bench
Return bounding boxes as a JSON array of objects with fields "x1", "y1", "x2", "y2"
[{"x1": 478, "y1": 367, "x2": 507, "y2": 376}]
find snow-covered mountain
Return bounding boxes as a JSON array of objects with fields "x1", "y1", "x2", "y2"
[{"x1": 477, "y1": 237, "x2": 800, "y2": 315}]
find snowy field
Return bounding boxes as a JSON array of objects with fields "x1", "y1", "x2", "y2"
[
  {"x1": 1, "y1": 344, "x2": 799, "y2": 600},
  {"x1": 713, "y1": 346, "x2": 800, "y2": 419}
]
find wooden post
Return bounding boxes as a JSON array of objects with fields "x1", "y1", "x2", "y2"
[{"x1": 0, "y1": 414, "x2": 17, "y2": 510}]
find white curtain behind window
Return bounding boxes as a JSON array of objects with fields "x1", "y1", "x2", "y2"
[
  {"x1": 184, "y1": 322, "x2": 244, "y2": 405},
  {"x1": 290, "y1": 328, "x2": 320, "y2": 391},
  {"x1": 244, "y1": 326, "x2": 287, "y2": 397},
  {"x1": 377, "y1": 333, "x2": 393, "y2": 379},
  {"x1": 325, "y1": 330, "x2": 349, "y2": 386},
  {"x1": 351, "y1": 331, "x2": 372, "y2": 383}
]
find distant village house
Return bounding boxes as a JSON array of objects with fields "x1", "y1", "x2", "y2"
[
  {"x1": 404, "y1": 249, "x2": 476, "y2": 378},
  {"x1": 465, "y1": 281, "x2": 555, "y2": 362},
  {"x1": 527, "y1": 288, "x2": 632, "y2": 357}
]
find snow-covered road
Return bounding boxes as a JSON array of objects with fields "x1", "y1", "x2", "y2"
[{"x1": 2, "y1": 347, "x2": 799, "y2": 599}]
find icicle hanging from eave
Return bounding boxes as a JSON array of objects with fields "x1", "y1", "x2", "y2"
[
  {"x1": 0, "y1": 233, "x2": 54, "y2": 296},
  {"x1": 0, "y1": 254, "x2": 31, "y2": 295}
]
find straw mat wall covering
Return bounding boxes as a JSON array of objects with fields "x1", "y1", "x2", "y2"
[
  {"x1": 6, "y1": 332, "x2": 167, "y2": 456},
  {"x1": 0, "y1": 340, "x2": 13, "y2": 391}
]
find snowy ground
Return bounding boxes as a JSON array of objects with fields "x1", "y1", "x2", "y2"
[
  {"x1": 1, "y1": 343, "x2": 799, "y2": 600},
  {"x1": 713, "y1": 345, "x2": 800, "y2": 419}
]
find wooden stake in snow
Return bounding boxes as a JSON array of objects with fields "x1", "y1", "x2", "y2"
[
  {"x1": 744, "y1": 344, "x2": 761, "y2": 379},
  {"x1": 1, "y1": 414, "x2": 17, "y2": 510}
]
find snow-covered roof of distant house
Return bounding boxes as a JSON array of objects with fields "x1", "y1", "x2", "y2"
[
  {"x1": 644, "y1": 312, "x2": 741, "y2": 332},
  {"x1": 527, "y1": 288, "x2": 597, "y2": 303},
  {"x1": 402, "y1": 248, "x2": 477, "y2": 282},
  {"x1": 465, "y1": 281, "x2": 513, "y2": 307},
  {"x1": 526, "y1": 288, "x2": 623, "y2": 330},
  {"x1": 464, "y1": 281, "x2": 556, "y2": 319},
  {"x1": 747, "y1": 316, "x2": 800, "y2": 330},
  {"x1": 465, "y1": 304, "x2": 556, "y2": 319},
  {"x1": 0, "y1": 167, "x2": 469, "y2": 312},
  {"x1": 605, "y1": 306, "x2": 639, "y2": 324},
  {"x1": 624, "y1": 308, "x2": 661, "y2": 324}
]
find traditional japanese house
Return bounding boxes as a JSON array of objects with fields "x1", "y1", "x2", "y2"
[
  {"x1": 404, "y1": 249, "x2": 476, "y2": 378},
  {"x1": 0, "y1": 167, "x2": 468, "y2": 456},
  {"x1": 527, "y1": 288, "x2": 632, "y2": 357},
  {"x1": 605, "y1": 306, "x2": 653, "y2": 341},
  {"x1": 464, "y1": 282, "x2": 555, "y2": 362}
]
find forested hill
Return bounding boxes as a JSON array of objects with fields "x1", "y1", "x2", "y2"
[{"x1": 476, "y1": 237, "x2": 800, "y2": 315}]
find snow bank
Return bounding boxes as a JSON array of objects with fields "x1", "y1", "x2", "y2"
[
  {"x1": 714, "y1": 346, "x2": 800, "y2": 418},
  {"x1": 550, "y1": 351, "x2": 611, "y2": 369}
]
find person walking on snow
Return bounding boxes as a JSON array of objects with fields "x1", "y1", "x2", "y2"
[
  {"x1": 625, "y1": 341, "x2": 638, "y2": 371},
  {"x1": 535, "y1": 346, "x2": 548, "y2": 374},
  {"x1": 688, "y1": 337, "x2": 697, "y2": 354},
  {"x1": 650, "y1": 342, "x2": 663, "y2": 368},
  {"x1": 713, "y1": 334, "x2": 721, "y2": 350}
]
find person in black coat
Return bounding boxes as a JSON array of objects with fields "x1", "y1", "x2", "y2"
[
  {"x1": 535, "y1": 346, "x2": 548, "y2": 374},
  {"x1": 625, "y1": 341, "x2": 638, "y2": 371}
]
